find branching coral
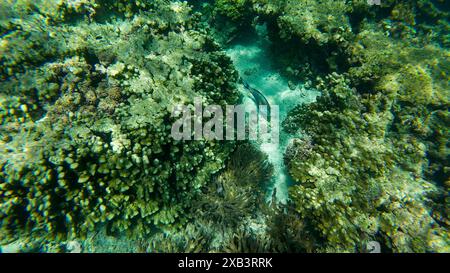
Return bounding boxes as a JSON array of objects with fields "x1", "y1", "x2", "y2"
[
  {"x1": 283, "y1": 64, "x2": 449, "y2": 252},
  {"x1": 275, "y1": 0, "x2": 351, "y2": 45},
  {"x1": 214, "y1": 0, "x2": 252, "y2": 22},
  {"x1": 0, "y1": 0, "x2": 240, "y2": 242}
]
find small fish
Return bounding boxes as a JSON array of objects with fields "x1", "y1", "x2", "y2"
[{"x1": 240, "y1": 78, "x2": 271, "y2": 122}]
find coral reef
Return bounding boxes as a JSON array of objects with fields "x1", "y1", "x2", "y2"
[
  {"x1": 0, "y1": 0, "x2": 240, "y2": 242},
  {"x1": 274, "y1": 0, "x2": 352, "y2": 46},
  {"x1": 193, "y1": 142, "x2": 273, "y2": 229},
  {"x1": 0, "y1": 0, "x2": 448, "y2": 253},
  {"x1": 266, "y1": 199, "x2": 319, "y2": 253},
  {"x1": 209, "y1": 0, "x2": 449, "y2": 252},
  {"x1": 282, "y1": 50, "x2": 449, "y2": 252}
]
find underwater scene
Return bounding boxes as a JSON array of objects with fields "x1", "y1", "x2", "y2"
[{"x1": 0, "y1": 0, "x2": 448, "y2": 253}]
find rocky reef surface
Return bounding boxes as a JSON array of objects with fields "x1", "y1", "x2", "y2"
[{"x1": 0, "y1": 0, "x2": 449, "y2": 253}]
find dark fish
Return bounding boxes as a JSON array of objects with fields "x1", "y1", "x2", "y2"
[{"x1": 240, "y1": 78, "x2": 271, "y2": 122}]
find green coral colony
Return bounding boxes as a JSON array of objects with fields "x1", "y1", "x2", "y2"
[{"x1": 0, "y1": 0, "x2": 448, "y2": 253}]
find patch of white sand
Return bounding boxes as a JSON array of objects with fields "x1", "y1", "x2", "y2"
[{"x1": 226, "y1": 25, "x2": 319, "y2": 203}]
